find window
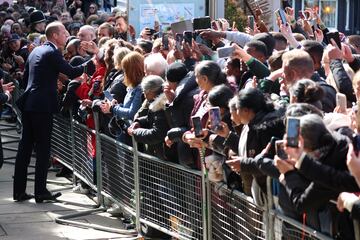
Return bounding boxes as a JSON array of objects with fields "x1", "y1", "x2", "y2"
[{"x1": 302, "y1": 0, "x2": 337, "y2": 29}]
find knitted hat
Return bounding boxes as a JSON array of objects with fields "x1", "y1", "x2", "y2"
[{"x1": 166, "y1": 62, "x2": 188, "y2": 83}]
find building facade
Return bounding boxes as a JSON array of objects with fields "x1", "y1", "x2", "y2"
[{"x1": 291, "y1": 0, "x2": 359, "y2": 34}]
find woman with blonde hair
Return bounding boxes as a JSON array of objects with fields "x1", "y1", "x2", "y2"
[{"x1": 100, "y1": 51, "x2": 144, "y2": 144}]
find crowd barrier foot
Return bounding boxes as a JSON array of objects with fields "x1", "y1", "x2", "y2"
[{"x1": 55, "y1": 207, "x2": 139, "y2": 237}]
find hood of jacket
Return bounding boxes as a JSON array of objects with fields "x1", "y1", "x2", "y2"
[
  {"x1": 249, "y1": 107, "x2": 286, "y2": 133},
  {"x1": 149, "y1": 93, "x2": 167, "y2": 112}
]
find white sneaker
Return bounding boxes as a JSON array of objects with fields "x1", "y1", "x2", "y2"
[
  {"x1": 72, "y1": 184, "x2": 90, "y2": 194},
  {"x1": 107, "y1": 203, "x2": 123, "y2": 217}
]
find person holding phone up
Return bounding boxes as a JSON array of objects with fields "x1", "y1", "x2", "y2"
[{"x1": 216, "y1": 88, "x2": 285, "y2": 197}]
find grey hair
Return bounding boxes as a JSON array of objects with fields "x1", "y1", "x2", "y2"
[
  {"x1": 300, "y1": 114, "x2": 332, "y2": 151},
  {"x1": 144, "y1": 53, "x2": 168, "y2": 78},
  {"x1": 141, "y1": 75, "x2": 164, "y2": 93}
]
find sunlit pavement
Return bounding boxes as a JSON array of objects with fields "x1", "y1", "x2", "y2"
[{"x1": 0, "y1": 125, "x2": 135, "y2": 240}]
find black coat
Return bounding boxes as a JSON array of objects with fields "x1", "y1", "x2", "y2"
[
  {"x1": 284, "y1": 133, "x2": 350, "y2": 229},
  {"x1": 165, "y1": 72, "x2": 199, "y2": 167},
  {"x1": 133, "y1": 94, "x2": 170, "y2": 160},
  {"x1": 239, "y1": 107, "x2": 286, "y2": 193},
  {"x1": 330, "y1": 59, "x2": 357, "y2": 105},
  {"x1": 311, "y1": 72, "x2": 336, "y2": 113}
]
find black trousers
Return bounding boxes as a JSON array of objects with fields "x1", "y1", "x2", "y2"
[{"x1": 13, "y1": 111, "x2": 53, "y2": 198}]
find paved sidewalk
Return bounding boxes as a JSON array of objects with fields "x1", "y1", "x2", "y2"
[{"x1": 0, "y1": 124, "x2": 138, "y2": 240}]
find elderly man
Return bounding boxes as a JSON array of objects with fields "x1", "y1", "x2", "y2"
[{"x1": 77, "y1": 24, "x2": 96, "y2": 42}]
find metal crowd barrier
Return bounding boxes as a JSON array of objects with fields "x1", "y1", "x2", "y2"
[
  {"x1": 138, "y1": 151, "x2": 203, "y2": 239},
  {"x1": 210, "y1": 182, "x2": 266, "y2": 240},
  {"x1": 50, "y1": 112, "x2": 360, "y2": 240},
  {"x1": 51, "y1": 114, "x2": 74, "y2": 172}
]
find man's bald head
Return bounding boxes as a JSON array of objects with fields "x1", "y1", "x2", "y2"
[{"x1": 45, "y1": 21, "x2": 63, "y2": 39}]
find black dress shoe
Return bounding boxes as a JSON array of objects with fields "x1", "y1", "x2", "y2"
[
  {"x1": 35, "y1": 192, "x2": 62, "y2": 203},
  {"x1": 14, "y1": 193, "x2": 34, "y2": 202}
]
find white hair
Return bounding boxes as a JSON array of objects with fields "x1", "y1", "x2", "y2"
[{"x1": 144, "y1": 53, "x2": 168, "y2": 78}]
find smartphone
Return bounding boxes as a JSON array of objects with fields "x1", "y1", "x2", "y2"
[
  {"x1": 193, "y1": 16, "x2": 211, "y2": 30},
  {"x1": 336, "y1": 93, "x2": 347, "y2": 113},
  {"x1": 269, "y1": 136, "x2": 281, "y2": 157},
  {"x1": 162, "y1": 34, "x2": 169, "y2": 50},
  {"x1": 353, "y1": 134, "x2": 360, "y2": 155},
  {"x1": 326, "y1": 31, "x2": 342, "y2": 49},
  {"x1": 191, "y1": 116, "x2": 203, "y2": 138},
  {"x1": 183, "y1": 31, "x2": 193, "y2": 45},
  {"x1": 209, "y1": 107, "x2": 222, "y2": 131},
  {"x1": 175, "y1": 33, "x2": 183, "y2": 50},
  {"x1": 278, "y1": 8, "x2": 288, "y2": 25},
  {"x1": 217, "y1": 46, "x2": 235, "y2": 58},
  {"x1": 286, "y1": 117, "x2": 300, "y2": 148},
  {"x1": 148, "y1": 28, "x2": 156, "y2": 35},
  {"x1": 103, "y1": 90, "x2": 114, "y2": 101},
  {"x1": 275, "y1": 140, "x2": 288, "y2": 160},
  {"x1": 195, "y1": 34, "x2": 212, "y2": 48},
  {"x1": 248, "y1": 15, "x2": 255, "y2": 30},
  {"x1": 298, "y1": 10, "x2": 305, "y2": 20}
]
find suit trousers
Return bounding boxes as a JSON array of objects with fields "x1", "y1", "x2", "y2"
[{"x1": 13, "y1": 111, "x2": 53, "y2": 198}]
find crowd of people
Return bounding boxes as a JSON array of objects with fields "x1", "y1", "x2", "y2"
[{"x1": 1, "y1": 0, "x2": 360, "y2": 238}]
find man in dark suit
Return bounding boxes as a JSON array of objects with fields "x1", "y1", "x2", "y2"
[{"x1": 13, "y1": 22, "x2": 90, "y2": 203}]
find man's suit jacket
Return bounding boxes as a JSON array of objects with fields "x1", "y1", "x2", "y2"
[{"x1": 22, "y1": 42, "x2": 85, "y2": 113}]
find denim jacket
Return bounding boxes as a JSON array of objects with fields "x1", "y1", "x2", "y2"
[{"x1": 112, "y1": 84, "x2": 142, "y2": 122}]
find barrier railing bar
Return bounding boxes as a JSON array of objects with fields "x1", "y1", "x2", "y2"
[
  {"x1": 55, "y1": 111, "x2": 138, "y2": 237},
  {"x1": 266, "y1": 177, "x2": 274, "y2": 240},
  {"x1": 131, "y1": 136, "x2": 142, "y2": 238},
  {"x1": 269, "y1": 209, "x2": 333, "y2": 240},
  {"x1": 137, "y1": 151, "x2": 202, "y2": 176},
  {"x1": 354, "y1": 220, "x2": 360, "y2": 240},
  {"x1": 200, "y1": 147, "x2": 208, "y2": 240}
]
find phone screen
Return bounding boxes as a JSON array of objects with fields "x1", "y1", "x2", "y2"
[
  {"x1": 326, "y1": 32, "x2": 342, "y2": 49},
  {"x1": 192, "y1": 116, "x2": 203, "y2": 137},
  {"x1": 336, "y1": 93, "x2": 347, "y2": 112},
  {"x1": 162, "y1": 34, "x2": 169, "y2": 50},
  {"x1": 217, "y1": 46, "x2": 234, "y2": 58},
  {"x1": 103, "y1": 90, "x2": 114, "y2": 101},
  {"x1": 248, "y1": 15, "x2": 255, "y2": 30},
  {"x1": 183, "y1": 31, "x2": 193, "y2": 45},
  {"x1": 175, "y1": 33, "x2": 183, "y2": 50},
  {"x1": 193, "y1": 16, "x2": 211, "y2": 30},
  {"x1": 209, "y1": 107, "x2": 222, "y2": 131},
  {"x1": 278, "y1": 9, "x2": 287, "y2": 25},
  {"x1": 286, "y1": 117, "x2": 300, "y2": 147},
  {"x1": 275, "y1": 140, "x2": 288, "y2": 160}
]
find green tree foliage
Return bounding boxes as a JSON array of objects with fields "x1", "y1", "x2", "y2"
[{"x1": 225, "y1": 0, "x2": 247, "y2": 32}]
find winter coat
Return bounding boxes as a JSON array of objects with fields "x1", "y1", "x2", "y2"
[
  {"x1": 310, "y1": 72, "x2": 336, "y2": 113},
  {"x1": 329, "y1": 59, "x2": 356, "y2": 105},
  {"x1": 284, "y1": 132, "x2": 350, "y2": 230},
  {"x1": 165, "y1": 73, "x2": 199, "y2": 167},
  {"x1": 239, "y1": 107, "x2": 286, "y2": 194},
  {"x1": 133, "y1": 93, "x2": 170, "y2": 160}
]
